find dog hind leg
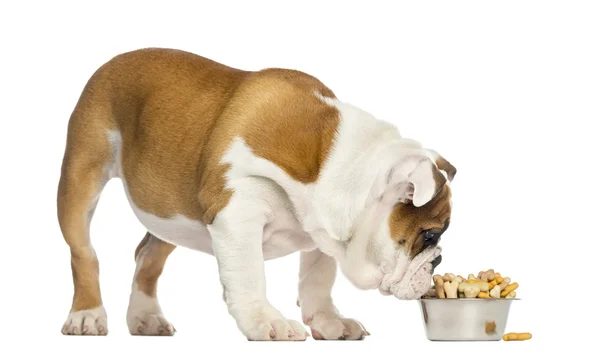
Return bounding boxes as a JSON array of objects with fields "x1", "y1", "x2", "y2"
[
  {"x1": 127, "y1": 233, "x2": 176, "y2": 336},
  {"x1": 57, "y1": 78, "x2": 115, "y2": 335}
]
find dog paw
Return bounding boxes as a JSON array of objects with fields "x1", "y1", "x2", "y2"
[
  {"x1": 62, "y1": 305, "x2": 108, "y2": 336},
  {"x1": 128, "y1": 313, "x2": 175, "y2": 336},
  {"x1": 305, "y1": 312, "x2": 369, "y2": 340},
  {"x1": 243, "y1": 318, "x2": 308, "y2": 341},
  {"x1": 232, "y1": 301, "x2": 308, "y2": 341}
]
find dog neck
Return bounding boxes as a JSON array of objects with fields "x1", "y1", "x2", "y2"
[{"x1": 306, "y1": 98, "x2": 424, "y2": 251}]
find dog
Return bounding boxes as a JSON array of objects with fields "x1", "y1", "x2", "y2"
[{"x1": 57, "y1": 48, "x2": 456, "y2": 340}]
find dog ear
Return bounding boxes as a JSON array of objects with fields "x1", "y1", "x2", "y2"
[
  {"x1": 427, "y1": 149, "x2": 457, "y2": 182},
  {"x1": 387, "y1": 155, "x2": 447, "y2": 207}
]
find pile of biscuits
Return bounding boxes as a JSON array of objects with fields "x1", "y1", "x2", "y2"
[{"x1": 424, "y1": 269, "x2": 519, "y2": 299}]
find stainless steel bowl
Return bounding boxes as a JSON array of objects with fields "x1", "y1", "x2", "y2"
[{"x1": 418, "y1": 298, "x2": 517, "y2": 341}]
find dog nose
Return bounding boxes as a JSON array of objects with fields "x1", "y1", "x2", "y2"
[{"x1": 423, "y1": 230, "x2": 440, "y2": 246}]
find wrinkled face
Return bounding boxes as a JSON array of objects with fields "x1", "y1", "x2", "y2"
[
  {"x1": 372, "y1": 184, "x2": 453, "y2": 300},
  {"x1": 338, "y1": 152, "x2": 455, "y2": 300},
  {"x1": 389, "y1": 184, "x2": 452, "y2": 263}
]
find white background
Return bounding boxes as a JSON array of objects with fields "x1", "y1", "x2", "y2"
[{"x1": 1, "y1": 0, "x2": 598, "y2": 356}]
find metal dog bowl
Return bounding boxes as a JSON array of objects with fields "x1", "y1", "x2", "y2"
[{"x1": 418, "y1": 298, "x2": 517, "y2": 341}]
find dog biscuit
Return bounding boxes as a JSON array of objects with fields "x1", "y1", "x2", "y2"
[
  {"x1": 433, "y1": 275, "x2": 446, "y2": 298},
  {"x1": 489, "y1": 285, "x2": 502, "y2": 298},
  {"x1": 425, "y1": 270, "x2": 520, "y2": 300},
  {"x1": 443, "y1": 281, "x2": 459, "y2": 298},
  {"x1": 501, "y1": 282, "x2": 519, "y2": 297},
  {"x1": 502, "y1": 332, "x2": 531, "y2": 341}
]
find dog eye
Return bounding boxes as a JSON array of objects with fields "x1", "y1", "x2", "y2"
[
  {"x1": 424, "y1": 231, "x2": 437, "y2": 240},
  {"x1": 423, "y1": 230, "x2": 440, "y2": 245}
]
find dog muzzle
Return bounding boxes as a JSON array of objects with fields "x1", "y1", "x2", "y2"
[{"x1": 378, "y1": 246, "x2": 442, "y2": 300}]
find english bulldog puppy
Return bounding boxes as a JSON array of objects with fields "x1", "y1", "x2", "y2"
[{"x1": 57, "y1": 48, "x2": 456, "y2": 341}]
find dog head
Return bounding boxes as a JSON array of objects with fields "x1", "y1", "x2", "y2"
[{"x1": 340, "y1": 149, "x2": 456, "y2": 299}]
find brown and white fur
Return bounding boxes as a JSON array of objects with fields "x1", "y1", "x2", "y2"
[{"x1": 57, "y1": 48, "x2": 456, "y2": 340}]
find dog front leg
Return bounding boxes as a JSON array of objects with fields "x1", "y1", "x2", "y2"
[
  {"x1": 297, "y1": 249, "x2": 369, "y2": 340},
  {"x1": 207, "y1": 188, "x2": 308, "y2": 341}
]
